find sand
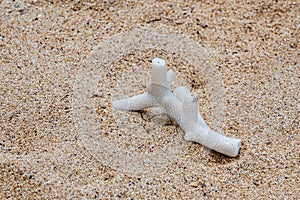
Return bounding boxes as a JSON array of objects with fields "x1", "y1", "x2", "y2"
[{"x1": 1, "y1": 0, "x2": 299, "y2": 199}]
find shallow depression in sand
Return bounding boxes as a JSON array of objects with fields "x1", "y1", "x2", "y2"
[{"x1": 73, "y1": 25, "x2": 227, "y2": 176}]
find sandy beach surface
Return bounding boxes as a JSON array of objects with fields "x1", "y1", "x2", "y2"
[{"x1": 1, "y1": 0, "x2": 299, "y2": 199}]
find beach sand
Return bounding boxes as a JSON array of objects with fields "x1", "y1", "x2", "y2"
[{"x1": 1, "y1": 0, "x2": 299, "y2": 199}]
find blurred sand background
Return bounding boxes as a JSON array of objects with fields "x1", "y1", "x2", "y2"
[{"x1": 1, "y1": 0, "x2": 299, "y2": 199}]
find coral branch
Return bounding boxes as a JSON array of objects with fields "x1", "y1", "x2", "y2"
[
  {"x1": 112, "y1": 58, "x2": 241, "y2": 157},
  {"x1": 112, "y1": 92, "x2": 157, "y2": 111}
]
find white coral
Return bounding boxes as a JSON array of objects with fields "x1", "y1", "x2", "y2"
[{"x1": 112, "y1": 58, "x2": 241, "y2": 157}]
